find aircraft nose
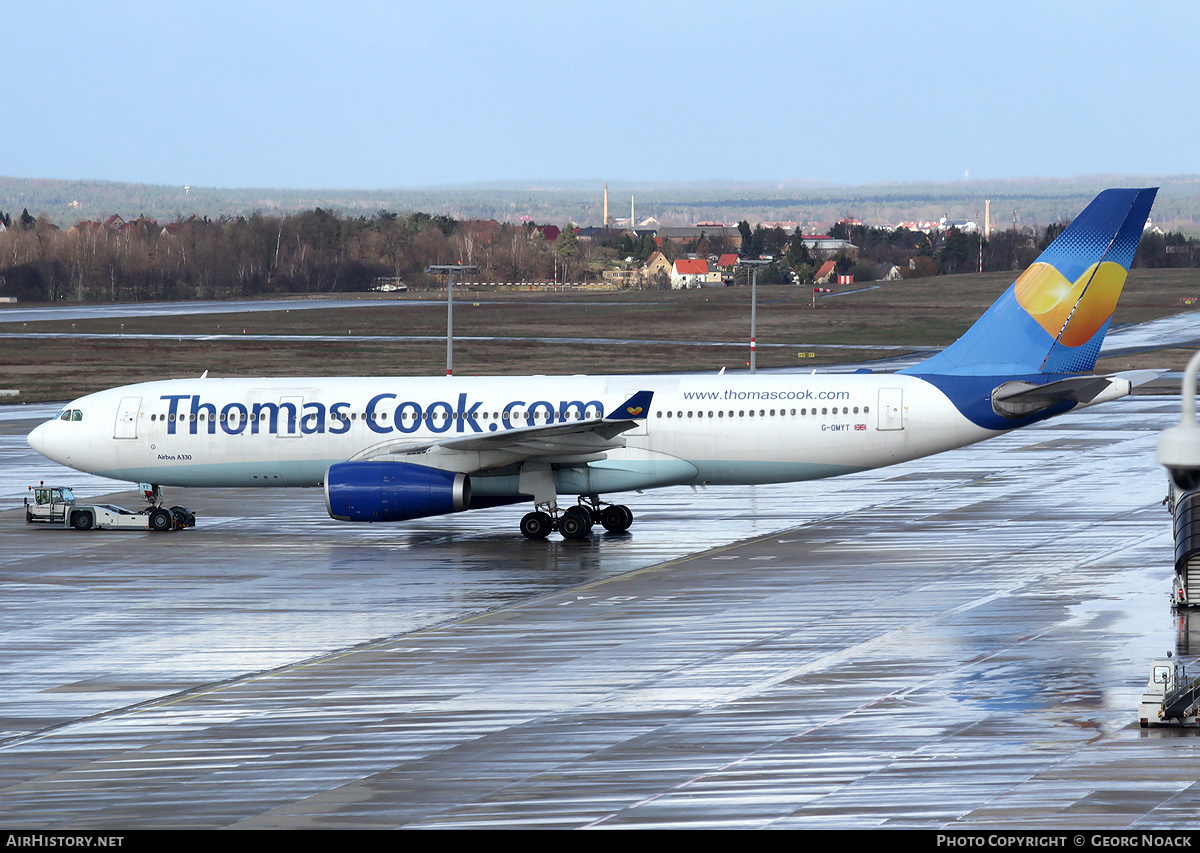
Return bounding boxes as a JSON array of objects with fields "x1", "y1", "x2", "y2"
[
  {"x1": 27, "y1": 419, "x2": 63, "y2": 464},
  {"x1": 27, "y1": 421, "x2": 48, "y2": 456}
]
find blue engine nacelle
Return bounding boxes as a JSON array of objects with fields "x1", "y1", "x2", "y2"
[{"x1": 324, "y1": 461, "x2": 471, "y2": 522}]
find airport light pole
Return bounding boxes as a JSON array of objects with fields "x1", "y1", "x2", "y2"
[
  {"x1": 736, "y1": 258, "x2": 771, "y2": 374},
  {"x1": 425, "y1": 265, "x2": 478, "y2": 376}
]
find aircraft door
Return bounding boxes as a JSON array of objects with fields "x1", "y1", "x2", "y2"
[
  {"x1": 114, "y1": 397, "x2": 141, "y2": 439},
  {"x1": 278, "y1": 395, "x2": 304, "y2": 438},
  {"x1": 877, "y1": 388, "x2": 904, "y2": 431}
]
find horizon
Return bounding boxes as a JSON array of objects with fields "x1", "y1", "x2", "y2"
[
  {"x1": 5, "y1": 173, "x2": 1200, "y2": 235},
  {"x1": 2, "y1": 172, "x2": 1193, "y2": 195}
]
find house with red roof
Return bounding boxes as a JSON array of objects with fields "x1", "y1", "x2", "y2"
[
  {"x1": 534, "y1": 224, "x2": 561, "y2": 243},
  {"x1": 671, "y1": 258, "x2": 721, "y2": 289}
]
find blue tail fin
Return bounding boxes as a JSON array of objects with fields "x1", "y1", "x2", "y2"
[{"x1": 902, "y1": 188, "x2": 1157, "y2": 377}]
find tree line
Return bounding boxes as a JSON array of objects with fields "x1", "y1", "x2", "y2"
[
  {"x1": 2, "y1": 206, "x2": 1197, "y2": 303},
  {"x1": 821, "y1": 220, "x2": 1200, "y2": 283},
  {"x1": 0, "y1": 208, "x2": 595, "y2": 303}
]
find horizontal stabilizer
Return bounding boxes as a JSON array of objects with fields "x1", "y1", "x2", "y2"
[{"x1": 991, "y1": 370, "x2": 1155, "y2": 418}]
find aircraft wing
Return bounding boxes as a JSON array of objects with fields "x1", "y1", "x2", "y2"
[{"x1": 349, "y1": 390, "x2": 654, "y2": 472}]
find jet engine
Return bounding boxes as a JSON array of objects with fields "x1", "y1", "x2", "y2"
[{"x1": 324, "y1": 461, "x2": 471, "y2": 522}]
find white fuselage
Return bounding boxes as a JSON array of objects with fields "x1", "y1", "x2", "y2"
[{"x1": 29, "y1": 372, "x2": 995, "y2": 499}]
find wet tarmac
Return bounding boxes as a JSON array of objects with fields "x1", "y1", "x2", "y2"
[
  {"x1": 0, "y1": 296, "x2": 650, "y2": 325},
  {"x1": 2, "y1": 396, "x2": 1198, "y2": 828}
]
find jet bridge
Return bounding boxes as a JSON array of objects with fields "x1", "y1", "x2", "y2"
[{"x1": 1169, "y1": 485, "x2": 1200, "y2": 607}]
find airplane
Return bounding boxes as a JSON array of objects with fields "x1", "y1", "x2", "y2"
[{"x1": 27, "y1": 187, "x2": 1158, "y2": 540}]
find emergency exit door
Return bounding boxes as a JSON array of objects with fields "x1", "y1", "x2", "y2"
[{"x1": 877, "y1": 388, "x2": 904, "y2": 430}]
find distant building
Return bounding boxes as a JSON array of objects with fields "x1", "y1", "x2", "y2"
[
  {"x1": 670, "y1": 259, "x2": 721, "y2": 289},
  {"x1": 66, "y1": 220, "x2": 105, "y2": 237},
  {"x1": 534, "y1": 224, "x2": 561, "y2": 243},
  {"x1": 602, "y1": 268, "x2": 641, "y2": 287},
  {"x1": 938, "y1": 216, "x2": 979, "y2": 233},
  {"x1": 896, "y1": 220, "x2": 940, "y2": 233},
  {"x1": 803, "y1": 236, "x2": 858, "y2": 258},
  {"x1": 642, "y1": 251, "x2": 673, "y2": 287},
  {"x1": 657, "y1": 225, "x2": 743, "y2": 247}
]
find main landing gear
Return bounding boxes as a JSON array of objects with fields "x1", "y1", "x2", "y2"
[{"x1": 520, "y1": 499, "x2": 634, "y2": 541}]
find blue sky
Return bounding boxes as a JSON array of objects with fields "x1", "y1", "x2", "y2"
[{"x1": 4, "y1": 0, "x2": 1195, "y2": 189}]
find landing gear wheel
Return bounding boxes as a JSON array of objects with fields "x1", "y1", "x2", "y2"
[
  {"x1": 71, "y1": 512, "x2": 92, "y2": 531},
  {"x1": 170, "y1": 506, "x2": 196, "y2": 527},
  {"x1": 600, "y1": 504, "x2": 633, "y2": 533},
  {"x1": 559, "y1": 507, "x2": 594, "y2": 540},
  {"x1": 520, "y1": 511, "x2": 553, "y2": 540},
  {"x1": 148, "y1": 508, "x2": 173, "y2": 532}
]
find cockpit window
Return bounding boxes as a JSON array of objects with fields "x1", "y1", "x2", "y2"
[{"x1": 59, "y1": 409, "x2": 83, "y2": 422}]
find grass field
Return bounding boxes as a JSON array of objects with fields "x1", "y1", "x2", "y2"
[{"x1": 3, "y1": 268, "x2": 1199, "y2": 403}]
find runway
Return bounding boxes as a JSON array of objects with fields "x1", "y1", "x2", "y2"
[{"x1": 2, "y1": 395, "x2": 1196, "y2": 828}]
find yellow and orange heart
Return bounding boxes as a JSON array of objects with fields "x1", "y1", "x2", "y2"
[{"x1": 1013, "y1": 261, "x2": 1126, "y2": 347}]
